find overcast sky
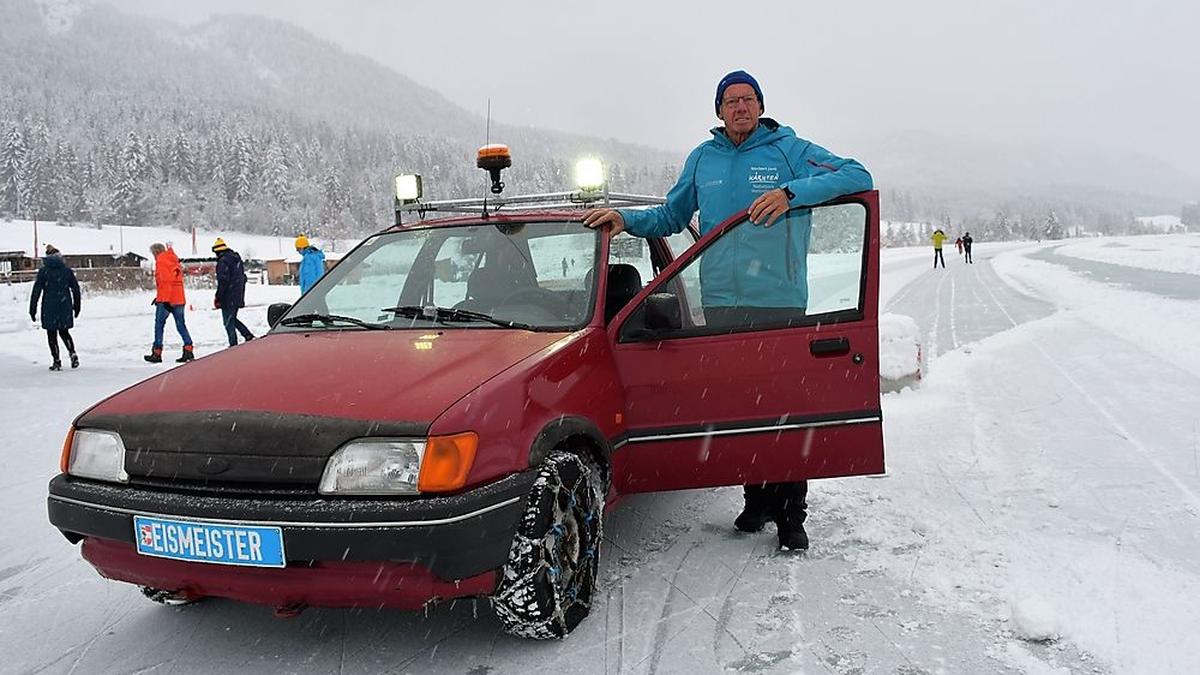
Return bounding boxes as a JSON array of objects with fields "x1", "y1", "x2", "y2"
[{"x1": 111, "y1": 0, "x2": 1199, "y2": 179}]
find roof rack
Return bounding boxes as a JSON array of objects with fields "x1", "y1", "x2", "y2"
[{"x1": 395, "y1": 190, "x2": 665, "y2": 223}]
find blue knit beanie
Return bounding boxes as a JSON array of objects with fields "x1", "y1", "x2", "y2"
[{"x1": 715, "y1": 70, "x2": 763, "y2": 114}]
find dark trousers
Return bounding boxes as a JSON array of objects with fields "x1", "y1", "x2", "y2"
[
  {"x1": 744, "y1": 482, "x2": 808, "y2": 527},
  {"x1": 964, "y1": 248, "x2": 973, "y2": 264},
  {"x1": 704, "y1": 305, "x2": 809, "y2": 527},
  {"x1": 46, "y1": 329, "x2": 75, "y2": 361},
  {"x1": 221, "y1": 306, "x2": 254, "y2": 346},
  {"x1": 933, "y1": 249, "x2": 945, "y2": 268}
]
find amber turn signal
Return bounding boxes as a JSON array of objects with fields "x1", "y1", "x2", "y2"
[
  {"x1": 417, "y1": 432, "x2": 479, "y2": 492},
  {"x1": 59, "y1": 427, "x2": 75, "y2": 474}
]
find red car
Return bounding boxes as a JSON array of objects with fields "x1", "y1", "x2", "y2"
[{"x1": 48, "y1": 177, "x2": 884, "y2": 639}]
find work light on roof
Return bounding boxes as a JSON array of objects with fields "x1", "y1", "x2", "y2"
[
  {"x1": 394, "y1": 174, "x2": 422, "y2": 203},
  {"x1": 574, "y1": 157, "x2": 606, "y2": 193}
]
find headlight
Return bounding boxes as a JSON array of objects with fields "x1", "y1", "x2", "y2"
[
  {"x1": 66, "y1": 429, "x2": 129, "y2": 483},
  {"x1": 318, "y1": 433, "x2": 478, "y2": 495},
  {"x1": 319, "y1": 439, "x2": 425, "y2": 495}
]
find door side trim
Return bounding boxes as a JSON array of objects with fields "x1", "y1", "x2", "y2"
[{"x1": 620, "y1": 410, "x2": 882, "y2": 445}]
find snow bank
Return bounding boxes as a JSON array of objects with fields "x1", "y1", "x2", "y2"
[{"x1": 878, "y1": 312, "x2": 921, "y2": 386}]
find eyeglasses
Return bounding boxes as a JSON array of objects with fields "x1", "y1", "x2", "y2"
[{"x1": 721, "y1": 95, "x2": 758, "y2": 109}]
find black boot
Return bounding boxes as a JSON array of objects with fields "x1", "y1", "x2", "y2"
[
  {"x1": 70, "y1": 353, "x2": 79, "y2": 369},
  {"x1": 777, "y1": 522, "x2": 809, "y2": 551},
  {"x1": 735, "y1": 485, "x2": 773, "y2": 533},
  {"x1": 49, "y1": 360, "x2": 62, "y2": 371},
  {"x1": 176, "y1": 345, "x2": 195, "y2": 363},
  {"x1": 774, "y1": 481, "x2": 810, "y2": 551},
  {"x1": 143, "y1": 347, "x2": 163, "y2": 363}
]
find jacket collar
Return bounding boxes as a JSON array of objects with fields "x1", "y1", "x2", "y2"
[{"x1": 710, "y1": 117, "x2": 785, "y2": 150}]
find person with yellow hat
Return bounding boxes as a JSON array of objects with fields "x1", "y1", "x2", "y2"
[
  {"x1": 213, "y1": 237, "x2": 254, "y2": 346},
  {"x1": 295, "y1": 234, "x2": 326, "y2": 294}
]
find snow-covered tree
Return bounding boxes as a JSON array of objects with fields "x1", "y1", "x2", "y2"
[{"x1": 0, "y1": 126, "x2": 27, "y2": 216}]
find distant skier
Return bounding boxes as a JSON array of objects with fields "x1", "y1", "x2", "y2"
[
  {"x1": 962, "y1": 231, "x2": 974, "y2": 264},
  {"x1": 213, "y1": 238, "x2": 255, "y2": 346},
  {"x1": 29, "y1": 244, "x2": 81, "y2": 371},
  {"x1": 295, "y1": 234, "x2": 326, "y2": 294},
  {"x1": 955, "y1": 236, "x2": 963, "y2": 256},
  {"x1": 931, "y1": 228, "x2": 947, "y2": 268},
  {"x1": 144, "y1": 243, "x2": 196, "y2": 363}
]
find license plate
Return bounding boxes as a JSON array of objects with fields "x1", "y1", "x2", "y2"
[{"x1": 133, "y1": 515, "x2": 286, "y2": 568}]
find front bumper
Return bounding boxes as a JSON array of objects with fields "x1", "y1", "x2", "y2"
[{"x1": 47, "y1": 470, "x2": 536, "y2": 582}]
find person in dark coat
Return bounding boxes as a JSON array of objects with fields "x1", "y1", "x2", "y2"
[
  {"x1": 212, "y1": 238, "x2": 255, "y2": 346},
  {"x1": 962, "y1": 232, "x2": 974, "y2": 264},
  {"x1": 29, "y1": 244, "x2": 81, "y2": 371}
]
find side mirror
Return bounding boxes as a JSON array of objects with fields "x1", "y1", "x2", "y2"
[
  {"x1": 267, "y1": 303, "x2": 291, "y2": 328},
  {"x1": 644, "y1": 293, "x2": 681, "y2": 331}
]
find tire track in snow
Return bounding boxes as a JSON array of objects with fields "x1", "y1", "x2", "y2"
[{"x1": 949, "y1": 272, "x2": 960, "y2": 350}]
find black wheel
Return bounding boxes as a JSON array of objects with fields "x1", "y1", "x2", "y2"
[
  {"x1": 492, "y1": 451, "x2": 604, "y2": 639},
  {"x1": 140, "y1": 586, "x2": 200, "y2": 606}
]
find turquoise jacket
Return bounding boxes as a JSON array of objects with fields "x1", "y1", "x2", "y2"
[
  {"x1": 298, "y1": 247, "x2": 326, "y2": 294},
  {"x1": 620, "y1": 119, "x2": 872, "y2": 308}
]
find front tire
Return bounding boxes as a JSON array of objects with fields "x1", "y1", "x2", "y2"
[{"x1": 492, "y1": 451, "x2": 603, "y2": 639}]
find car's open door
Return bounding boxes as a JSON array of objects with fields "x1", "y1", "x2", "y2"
[{"x1": 607, "y1": 191, "x2": 883, "y2": 493}]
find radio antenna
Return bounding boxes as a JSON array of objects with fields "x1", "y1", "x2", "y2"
[{"x1": 482, "y1": 99, "x2": 492, "y2": 216}]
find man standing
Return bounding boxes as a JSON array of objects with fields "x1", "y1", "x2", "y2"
[
  {"x1": 931, "y1": 228, "x2": 947, "y2": 268},
  {"x1": 213, "y1": 237, "x2": 255, "y2": 346},
  {"x1": 584, "y1": 70, "x2": 872, "y2": 550},
  {"x1": 295, "y1": 234, "x2": 326, "y2": 294},
  {"x1": 144, "y1": 243, "x2": 195, "y2": 363},
  {"x1": 962, "y1": 231, "x2": 974, "y2": 264}
]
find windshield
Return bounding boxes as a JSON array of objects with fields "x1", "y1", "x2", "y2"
[{"x1": 279, "y1": 221, "x2": 599, "y2": 331}]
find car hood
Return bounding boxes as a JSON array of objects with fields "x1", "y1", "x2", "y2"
[{"x1": 79, "y1": 330, "x2": 567, "y2": 485}]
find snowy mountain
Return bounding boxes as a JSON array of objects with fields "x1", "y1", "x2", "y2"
[{"x1": 0, "y1": 0, "x2": 678, "y2": 236}]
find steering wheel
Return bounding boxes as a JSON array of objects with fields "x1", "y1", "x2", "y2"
[{"x1": 495, "y1": 286, "x2": 568, "y2": 318}]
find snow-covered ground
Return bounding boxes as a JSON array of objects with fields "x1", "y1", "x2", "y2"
[
  {"x1": 1, "y1": 232, "x2": 1198, "y2": 673},
  {"x1": 0, "y1": 218, "x2": 355, "y2": 260}
]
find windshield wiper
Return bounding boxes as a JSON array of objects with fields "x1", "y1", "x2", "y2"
[
  {"x1": 381, "y1": 305, "x2": 535, "y2": 331},
  {"x1": 278, "y1": 312, "x2": 391, "y2": 330}
]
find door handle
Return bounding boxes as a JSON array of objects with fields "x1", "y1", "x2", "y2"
[{"x1": 810, "y1": 337, "x2": 850, "y2": 356}]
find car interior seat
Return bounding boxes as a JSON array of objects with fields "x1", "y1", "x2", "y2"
[
  {"x1": 463, "y1": 252, "x2": 537, "y2": 309},
  {"x1": 605, "y1": 263, "x2": 642, "y2": 322}
]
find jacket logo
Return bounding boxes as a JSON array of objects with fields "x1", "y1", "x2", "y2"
[{"x1": 748, "y1": 166, "x2": 779, "y2": 183}]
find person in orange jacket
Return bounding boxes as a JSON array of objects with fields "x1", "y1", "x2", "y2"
[{"x1": 144, "y1": 243, "x2": 195, "y2": 363}]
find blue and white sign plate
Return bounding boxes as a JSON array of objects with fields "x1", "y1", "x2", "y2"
[{"x1": 133, "y1": 515, "x2": 286, "y2": 568}]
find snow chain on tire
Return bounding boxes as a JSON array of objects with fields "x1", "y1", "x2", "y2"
[{"x1": 493, "y1": 451, "x2": 604, "y2": 639}]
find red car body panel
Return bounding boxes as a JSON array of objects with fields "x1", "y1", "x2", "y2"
[
  {"x1": 87, "y1": 330, "x2": 567, "y2": 427},
  {"x1": 437, "y1": 328, "x2": 627, "y2": 486}
]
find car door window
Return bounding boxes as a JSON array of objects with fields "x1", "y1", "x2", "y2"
[
  {"x1": 609, "y1": 232, "x2": 655, "y2": 283},
  {"x1": 664, "y1": 228, "x2": 697, "y2": 261},
  {"x1": 620, "y1": 203, "x2": 868, "y2": 339}
]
